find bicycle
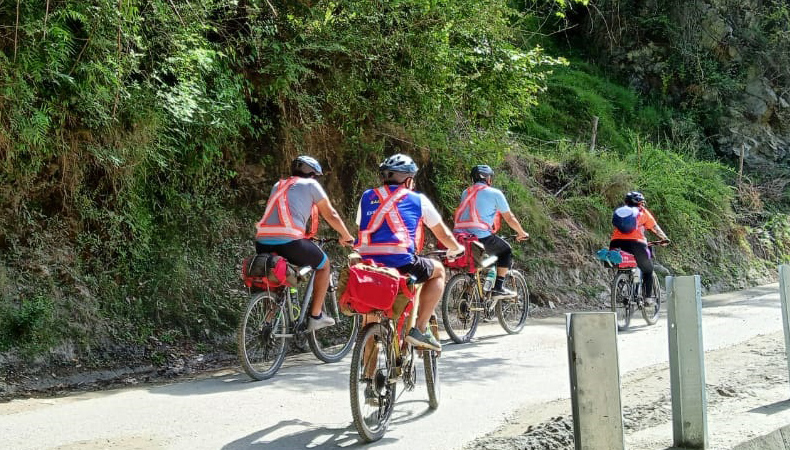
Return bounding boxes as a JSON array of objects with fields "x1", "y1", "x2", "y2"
[
  {"x1": 440, "y1": 235, "x2": 530, "y2": 344},
  {"x1": 601, "y1": 240, "x2": 668, "y2": 332},
  {"x1": 348, "y1": 250, "x2": 445, "y2": 443},
  {"x1": 237, "y1": 238, "x2": 360, "y2": 380}
]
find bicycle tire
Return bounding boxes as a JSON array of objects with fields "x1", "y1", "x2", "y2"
[
  {"x1": 350, "y1": 322, "x2": 396, "y2": 443},
  {"x1": 642, "y1": 273, "x2": 661, "y2": 325},
  {"x1": 496, "y1": 270, "x2": 530, "y2": 334},
  {"x1": 308, "y1": 275, "x2": 360, "y2": 362},
  {"x1": 237, "y1": 291, "x2": 289, "y2": 380},
  {"x1": 441, "y1": 273, "x2": 480, "y2": 344},
  {"x1": 611, "y1": 272, "x2": 632, "y2": 331}
]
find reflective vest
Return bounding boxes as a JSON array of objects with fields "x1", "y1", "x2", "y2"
[
  {"x1": 453, "y1": 184, "x2": 500, "y2": 233},
  {"x1": 255, "y1": 177, "x2": 319, "y2": 240},
  {"x1": 356, "y1": 186, "x2": 424, "y2": 256}
]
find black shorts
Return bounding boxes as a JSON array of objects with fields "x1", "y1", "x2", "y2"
[
  {"x1": 479, "y1": 234, "x2": 513, "y2": 269},
  {"x1": 396, "y1": 256, "x2": 435, "y2": 284},
  {"x1": 255, "y1": 239, "x2": 327, "y2": 269}
]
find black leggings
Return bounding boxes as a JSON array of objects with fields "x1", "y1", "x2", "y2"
[
  {"x1": 609, "y1": 239, "x2": 654, "y2": 296},
  {"x1": 479, "y1": 234, "x2": 512, "y2": 269}
]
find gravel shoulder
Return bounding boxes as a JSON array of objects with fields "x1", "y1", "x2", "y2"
[{"x1": 464, "y1": 331, "x2": 790, "y2": 450}]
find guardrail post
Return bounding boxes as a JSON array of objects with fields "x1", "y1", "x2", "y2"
[
  {"x1": 667, "y1": 275, "x2": 708, "y2": 449},
  {"x1": 779, "y1": 265, "x2": 790, "y2": 391},
  {"x1": 566, "y1": 312, "x2": 624, "y2": 450}
]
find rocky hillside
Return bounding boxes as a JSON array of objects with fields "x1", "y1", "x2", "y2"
[{"x1": 568, "y1": 0, "x2": 790, "y2": 174}]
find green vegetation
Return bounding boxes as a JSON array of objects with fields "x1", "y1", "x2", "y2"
[{"x1": 0, "y1": 0, "x2": 785, "y2": 364}]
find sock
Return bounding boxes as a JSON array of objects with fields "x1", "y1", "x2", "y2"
[
  {"x1": 494, "y1": 276, "x2": 505, "y2": 291},
  {"x1": 311, "y1": 313, "x2": 323, "y2": 320}
]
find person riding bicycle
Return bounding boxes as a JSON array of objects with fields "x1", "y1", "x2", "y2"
[
  {"x1": 609, "y1": 191, "x2": 670, "y2": 306},
  {"x1": 355, "y1": 153, "x2": 464, "y2": 351},
  {"x1": 453, "y1": 165, "x2": 529, "y2": 299},
  {"x1": 255, "y1": 155, "x2": 355, "y2": 331}
]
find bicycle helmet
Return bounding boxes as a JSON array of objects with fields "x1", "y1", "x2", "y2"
[
  {"x1": 470, "y1": 165, "x2": 494, "y2": 184},
  {"x1": 624, "y1": 191, "x2": 646, "y2": 206},
  {"x1": 291, "y1": 155, "x2": 323, "y2": 177},
  {"x1": 379, "y1": 153, "x2": 418, "y2": 184}
]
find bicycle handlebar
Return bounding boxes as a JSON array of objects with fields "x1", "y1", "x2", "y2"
[{"x1": 648, "y1": 239, "x2": 670, "y2": 247}]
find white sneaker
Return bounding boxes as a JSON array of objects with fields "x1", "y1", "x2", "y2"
[
  {"x1": 307, "y1": 315, "x2": 336, "y2": 331},
  {"x1": 490, "y1": 287, "x2": 517, "y2": 300}
]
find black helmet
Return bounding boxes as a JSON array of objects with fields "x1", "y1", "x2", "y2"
[
  {"x1": 291, "y1": 155, "x2": 323, "y2": 176},
  {"x1": 624, "y1": 191, "x2": 645, "y2": 206},
  {"x1": 471, "y1": 165, "x2": 494, "y2": 184},
  {"x1": 379, "y1": 154, "x2": 418, "y2": 184}
]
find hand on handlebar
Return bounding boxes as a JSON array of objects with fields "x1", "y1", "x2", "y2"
[
  {"x1": 445, "y1": 246, "x2": 465, "y2": 259},
  {"x1": 339, "y1": 234, "x2": 356, "y2": 248},
  {"x1": 516, "y1": 232, "x2": 530, "y2": 242}
]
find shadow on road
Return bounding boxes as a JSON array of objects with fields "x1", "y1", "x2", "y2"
[
  {"x1": 221, "y1": 401, "x2": 437, "y2": 449},
  {"x1": 149, "y1": 332, "x2": 518, "y2": 397},
  {"x1": 750, "y1": 398, "x2": 790, "y2": 415}
]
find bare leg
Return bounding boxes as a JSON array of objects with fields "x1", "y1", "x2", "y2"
[
  {"x1": 415, "y1": 262, "x2": 446, "y2": 332},
  {"x1": 310, "y1": 263, "x2": 330, "y2": 316},
  {"x1": 496, "y1": 266, "x2": 508, "y2": 277}
]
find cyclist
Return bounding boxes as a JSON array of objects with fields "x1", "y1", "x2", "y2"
[
  {"x1": 453, "y1": 165, "x2": 529, "y2": 299},
  {"x1": 609, "y1": 191, "x2": 670, "y2": 306},
  {"x1": 255, "y1": 155, "x2": 355, "y2": 331},
  {"x1": 355, "y1": 153, "x2": 464, "y2": 351}
]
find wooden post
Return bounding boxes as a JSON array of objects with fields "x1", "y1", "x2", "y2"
[
  {"x1": 667, "y1": 275, "x2": 708, "y2": 449},
  {"x1": 13, "y1": 0, "x2": 20, "y2": 63},
  {"x1": 567, "y1": 312, "x2": 625, "y2": 450},
  {"x1": 589, "y1": 116, "x2": 599, "y2": 153},
  {"x1": 738, "y1": 144, "x2": 745, "y2": 190}
]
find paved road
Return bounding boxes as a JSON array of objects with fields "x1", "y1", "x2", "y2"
[{"x1": 0, "y1": 283, "x2": 783, "y2": 450}]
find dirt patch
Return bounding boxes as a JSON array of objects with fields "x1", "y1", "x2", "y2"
[{"x1": 464, "y1": 332, "x2": 790, "y2": 450}]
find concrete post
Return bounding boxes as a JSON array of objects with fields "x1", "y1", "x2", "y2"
[
  {"x1": 566, "y1": 312, "x2": 624, "y2": 450},
  {"x1": 778, "y1": 265, "x2": 790, "y2": 389},
  {"x1": 667, "y1": 275, "x2": 708, "y2": 449}
]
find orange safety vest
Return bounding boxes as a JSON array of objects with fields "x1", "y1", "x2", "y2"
[
  {"x1": 453, "y1": 184, "x2": 501, "y2": 233},
  {"x1": 255, "y1": 177, "x2": 319, "y2": 240},
  {"x1": 356, "y1": 186, "x2": 424, "y2": 255}
]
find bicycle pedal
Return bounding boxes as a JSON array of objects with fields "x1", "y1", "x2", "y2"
[
  {"x1": 469, "y1": 307, "x2": 484, "y2": 312},
  {"x1": 273, "y1": 333, "x2": 294, "y2": 338}
]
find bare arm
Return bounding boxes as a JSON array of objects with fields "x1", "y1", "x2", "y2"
[
  {"x1": 502, "y1": 211, "x2": 529, "y2": 241},
  {"x1": 316, "y1": 199, "x2": 355, "y2": 245},
  {"x1": 650, "y1": 224, "x2": 669, "y2": 242},
  {"x1": 428, "y1": 221, "x2": 463, "y2": 254}
]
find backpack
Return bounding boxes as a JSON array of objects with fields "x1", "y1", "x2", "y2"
[{"x1": 612, "y1": 206, "x2": 639, "y2": 233}]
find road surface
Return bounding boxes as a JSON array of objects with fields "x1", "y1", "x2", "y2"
[{"x1": 0, "y1": 283, "x2": 784, "y2": 449}]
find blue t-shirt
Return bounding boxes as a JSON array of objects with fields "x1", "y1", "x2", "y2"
[{"x1": 453, "y1": 183, "x2": 510, "y2": 238}]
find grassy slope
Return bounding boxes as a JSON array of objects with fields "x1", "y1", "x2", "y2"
[{"x1": 2, "y1": 32, "x2": 787, "y2": 374}]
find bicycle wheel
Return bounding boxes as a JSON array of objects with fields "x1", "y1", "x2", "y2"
[
  {"x1": 350, "y1": 323, "x2": 396, "y2": 443},
  {"x1": 611, "y1": 272, "x2": 632, "y2": 331},
  {"x1": 642, "y1": 273, "x2": 661, "y2": 325},
  {"x1": 424, "y1": 315, "x2": 441, "y2": 409},
  {"x1": 308, "y1": 276, "x2": 360, "y2": 362},
  {"x1": 423, "y1": 350, "x2": 440, "y2": 409},
  {"x1": 237, "y1": 291, "x2": 288, "y2": 380},
  {"x1": 496, "y1": 270, "x2": 530, "y2": 334},
  {"x1": 441, "y1": 273, "x2": 480, "y2": 343}
]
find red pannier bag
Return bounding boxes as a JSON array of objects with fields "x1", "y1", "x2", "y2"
[
  {"x1": 340, "y1": 261, "x2": 412, "y2": 317},
  {"x1": 241, "y1": 253, "x2": 290, "y2": 290},
  {"x1": 618, "y1": 251, "x2": 638, "y2": 269},
  {"x1": 439, "y1": 232, "x2": 481, "y2": 273}
]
